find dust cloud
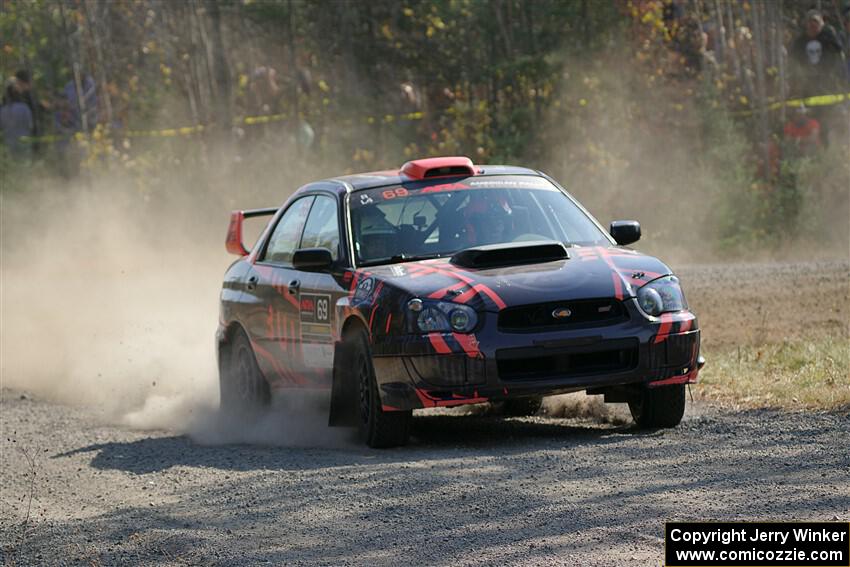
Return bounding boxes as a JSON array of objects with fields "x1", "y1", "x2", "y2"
[
  {"x1": 4, "y1": 57, "x2": 845, "y2": 445},
  {"x1": 542, "y1": 393, "x2": 630, "y2": 425},
  {"x1": 538, "y1": 55, "x2": 850, "y2": 265},
  {"x1": 0, "y1": 162, "x2": 354, "y2": 446}
]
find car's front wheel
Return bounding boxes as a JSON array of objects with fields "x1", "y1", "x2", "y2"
[
  {"x1": 628, "y1": 384, "x2": 686, "y2": 428},
  {"x1": 220, "y1": 328, "x2": 271, "y2": 415},
  {"x1": 349, "y1": 328, "x2": 412, "y2": 448}
]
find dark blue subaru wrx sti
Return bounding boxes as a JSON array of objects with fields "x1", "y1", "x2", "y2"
[{"x1": 218, "y1": 156, "x2": 704, "y2": 447}]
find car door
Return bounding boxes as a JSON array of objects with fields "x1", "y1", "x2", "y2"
[
  {"x1": 243, "y1": 196, "x2": 314, "y2": 388},
  {"x1": 291, "y1": 194, "x2": 347, "y2": 387}
]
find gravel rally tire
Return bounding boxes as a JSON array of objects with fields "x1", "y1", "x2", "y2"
[
  {"x1": 350, "y1": 328, "x2": 412, "y2": 448},
  {"x1": 220, "y1": 328, "x2": 271, "y2": 414},
  {"x1": 628, "y1": 383, "x2": 686, "y2": 428}
]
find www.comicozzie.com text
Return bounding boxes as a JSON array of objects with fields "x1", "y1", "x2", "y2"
[{"x1": 669, "y1": 526, "x2": 848, "y2": 546}]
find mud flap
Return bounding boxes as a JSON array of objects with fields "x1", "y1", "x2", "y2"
[{"x1": 328, "y1": 340, "x2": 358, "y2": 426}]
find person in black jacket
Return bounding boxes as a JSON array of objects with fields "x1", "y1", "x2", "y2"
[
  {"x1": 12, "y1": 70, "x2": 45, "y2": 155},
  {"x1": 789, "y1": 10, "x2": 847, "y2": 146},
  {"x1": 790, "y1": 10, "x2": 846, "y2": 98}
]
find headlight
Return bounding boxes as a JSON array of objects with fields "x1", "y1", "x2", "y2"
[
  {"x1": 407, "y1": 299, "x2": 478, "y2": 333},
  {"x1": 636, "y1": 276, "x2": 687, "y2": 317}
]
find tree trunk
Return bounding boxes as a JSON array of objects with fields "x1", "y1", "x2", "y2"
[
  {"x1": 750, "y1": 0, "x2": 771, "y2": 176},
  {"x1": 207, "y1": 0, "x2": 232, "y2": 136}
]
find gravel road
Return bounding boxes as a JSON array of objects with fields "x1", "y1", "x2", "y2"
[
  {"x1": 2, "y1": 261, "x2": 848, "y2": 566},
  {"x1": 2, "y1": 395, "x2": 848, "y2": 566}
]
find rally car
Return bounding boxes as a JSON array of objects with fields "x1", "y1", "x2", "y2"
[{"x1": 217, "y1": 156, "x2": 704, "y2": 447}]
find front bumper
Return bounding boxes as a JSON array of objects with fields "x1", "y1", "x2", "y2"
[{"x1": 372, "y1": 298, "x2": 701, "y2": 411}]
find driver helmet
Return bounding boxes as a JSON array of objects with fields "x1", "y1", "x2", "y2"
[{"x1": 463, "y1": 191, "x2": 513, "y2": 246}]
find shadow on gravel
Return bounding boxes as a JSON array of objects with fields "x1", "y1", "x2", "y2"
[
  {"x1": 55, "y1": 414, "x2": 637, "y2": 474},
  {"x1": 24, "y1": 410, "x2": 850, "y2": 566}
]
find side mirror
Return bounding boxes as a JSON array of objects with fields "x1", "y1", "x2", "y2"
[
  {"x1": 292, "y1": 248, "x2": 334, "y2": 272},
  {"x1": 610, "y1": 220, "x2": 641, "y2": 246}
]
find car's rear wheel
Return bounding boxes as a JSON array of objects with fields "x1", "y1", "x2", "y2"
[
  {"x1": 350, "y1": 328, "x2": 412, "y2": 448},
  {"x1": 628, "y1": 384, "x2": 686, "y2": 428},
  {"x1": 220, "y1": 328, "x2": 271, "y2": 414},
  {"x1": 496, "y1": 397, "x2": 543, "y2": 417}
]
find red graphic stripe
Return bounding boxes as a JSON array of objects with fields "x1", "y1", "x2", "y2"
[
  {"x1": 347, "y1": 271, "x2": 361, "y2": 298},
  {"x1": 654, "y1": 313, "x2": 675, "y2": 344},
  {"x1": 453, "y1": 333, "x2": 482, "y2": 359},
  {"x1": 610, "y1": 273, "x2": 624, "y2": 301},
  {"x1": 371, "y1": 281, "x2": 384, "y2": 303},
  {"x1": 648, "y1": 368, "x2": 698, "y2": 387},
  {"x1": 407, "y1": 263, "x2": 437, "y2": 279},
  {"x1": 413, "y1": 388, "x2": 488, "y2": 408},
  {"x1": 428, "y1": 264, "x2": 475, "y2": 284},
  {"x1": 596, "y1": 247, "x2": 626, "y2": 300},
  {"x1": 278, "y1": 311, "x2": 286, "y2": 350},
  {"x1": 251, "y1": 341, "x2": 309, "y2": 386},
  {"x1": 471, "y1": 284, "x2": 507, "y2": 310},
  {"x1": 428, "y1": 281, "x2": 466, "y2": 299},
  {"x1": 453, "y1": 286, "x2": 478, "y2": 304},
  {"x1": 385, "y1": 313, "x2": 392, "y2": 334},
  {"x1": 266, "y1": 306, "x2": 274, "y2": 338},
  {"x1": 406, "y1": 261, "x2": 508, "y2": 310},
  {"x1": 427, "y1": 333, "x2": 452, "y2": 354},
  {"x1": 368, "y1": 304, "x2": 379, "y2": 339}
]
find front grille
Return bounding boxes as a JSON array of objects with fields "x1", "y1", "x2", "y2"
[
  {"x1": 498, "y1": 298, "x2": 627, "y2": 333},
  {"x1": 496, "y1": 339, "x2": 638, "y2": 381}
]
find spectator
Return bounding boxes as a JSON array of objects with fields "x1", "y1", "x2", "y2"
[
  {"x1": 0, "y1": 80, "x2": 34, "y2": 161},
  {"x1": 52, "y1": 91, "x2": 79, "y2": 178},
  {"x1": 790, "y1": 10, "x2": 846, "y2": 98},
  {"x1": 63, "y1": 75, "x2": 98, "y2": 131},
  {"x1": 790, "y1": 10, "x2": 846, "y2": 147},
  {"x1": 662, "y1": 0, "x2": 685, "y2": 33},
  {"x1": 248, "y1": 66, "x2": 281, "y2": 116},
  {"x1": 783, "y1": 105, "x2": 821, "y2": 155},
  {"x1": 13, "y1": 70, "x2": 46, "y2": 151},
  {"x1": 682, "y1": 26, "x2": 718, "y2": 78}
]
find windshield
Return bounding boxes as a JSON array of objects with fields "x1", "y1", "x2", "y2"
[{"x1": 349, "y1": 175, "x2": 610, "y2": 266}]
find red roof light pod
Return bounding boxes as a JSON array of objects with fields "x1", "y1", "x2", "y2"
[{"x1": 400, "y1": 156, "x2": 477, "y2": 180}]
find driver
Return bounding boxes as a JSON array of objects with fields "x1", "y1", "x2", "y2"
[
  {"x1": 353, "y1": 204, "x2": 397, "y2": 261},
  {"x1": 462, "y1": 191, "x2": 514, "y2": 246}
]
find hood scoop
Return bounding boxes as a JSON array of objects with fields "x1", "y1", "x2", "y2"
[{"x1": 450, "y1": 241, "x2": 569, "y2": 269}]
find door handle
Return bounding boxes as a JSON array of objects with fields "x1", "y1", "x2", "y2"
[
  {"x1": 288, "y1": 279, "x2": 300, "y2": 294},
  {"x1": 246, "y1": 275, "x2": 258, "y2": 291}
]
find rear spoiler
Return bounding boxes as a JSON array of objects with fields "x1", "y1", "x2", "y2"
[{"x1": 226, "y1": 207, "x2": 278, "y2": 256}]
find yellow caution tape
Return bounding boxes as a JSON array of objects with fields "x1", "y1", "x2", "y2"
[
  {"x1": 21, "y1": 108, "x2": 426, "y2": 144},
  {"x1": 734, "y1": 92, "x2": 849, "y2": 116},
  {"x1": 243, "y1": 113, "x2": 288, "y2": 125},
  {"x1": 18, "y1": 92, "x2": 845, "y2": 144}
]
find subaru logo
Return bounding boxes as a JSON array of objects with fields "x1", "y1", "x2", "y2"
[{"x1": 552, "y1": 307, "x2": 572, "y2": 319}]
